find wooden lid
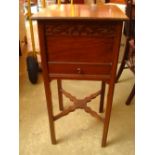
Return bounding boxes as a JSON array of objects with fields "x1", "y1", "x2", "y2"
[{"x1": 32, "y1": 4, "x2": 128, "y2": 21}]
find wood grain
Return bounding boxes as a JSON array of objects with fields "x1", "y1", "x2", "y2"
[{"x1": 32, "y1": 4, "x2": 128, "y2": 20}]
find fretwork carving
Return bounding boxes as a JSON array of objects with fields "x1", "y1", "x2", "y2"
[{"x1": 45, "y1": 22, "x2": 115, "y2": 37}]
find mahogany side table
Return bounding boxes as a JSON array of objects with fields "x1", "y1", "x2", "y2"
[{"x1": 32, "y1": 4, "x2": 128, "y2": 147}]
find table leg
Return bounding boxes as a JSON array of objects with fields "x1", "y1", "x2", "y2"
[
  {"x1": 99, "y1": 81, "x2": 105, "y2": 113},
  {"x1": 57, "y1": 79, "x2": 64, "y2": 111},
  {"x1": 44, "y1": 80, "x2": 56, "y2": 144},
  {"x1": 101, "y1": 82, "x2": 115, "y2": 147}
]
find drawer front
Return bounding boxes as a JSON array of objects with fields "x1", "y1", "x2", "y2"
[{"x1": 48, "y1": 63, "x2": 112, "y2": 75}]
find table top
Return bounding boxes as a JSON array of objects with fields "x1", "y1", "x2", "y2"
[{"x1": 32, "y1": 4, "x2": 128, "y2": 21}]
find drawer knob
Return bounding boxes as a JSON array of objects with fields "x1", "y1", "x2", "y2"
[{"x1": 77, "y1": 68, "x2": 82, "y2": 74}]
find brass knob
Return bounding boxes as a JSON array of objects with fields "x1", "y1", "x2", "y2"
[{"x1": 77, "y1": 68, "x2": 82, "y2": 74}]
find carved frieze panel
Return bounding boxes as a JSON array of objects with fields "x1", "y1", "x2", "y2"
[{"x1": 45, "y1": 22, "x2": 116, "y2": 37}]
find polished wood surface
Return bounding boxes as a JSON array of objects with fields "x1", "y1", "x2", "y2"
[
  {"x1": 34, "y1": 4, "x2": 127, "y2": 147},
  {"x1": 32, "y1": 4, "x2": 128, "y2": 20}
]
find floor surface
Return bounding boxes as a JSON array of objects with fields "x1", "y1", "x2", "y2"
[{"x1": 19, "y1": 44, "x2": 135, "y2": 155}]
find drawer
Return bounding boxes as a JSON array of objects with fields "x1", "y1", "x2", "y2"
[{"x1": 48, "y1": 63, "x2": 112, "y2": 75}]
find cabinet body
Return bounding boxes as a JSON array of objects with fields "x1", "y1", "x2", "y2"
[{"x1": 38, "y1": 19, "x2": 123, "y2": 82}]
